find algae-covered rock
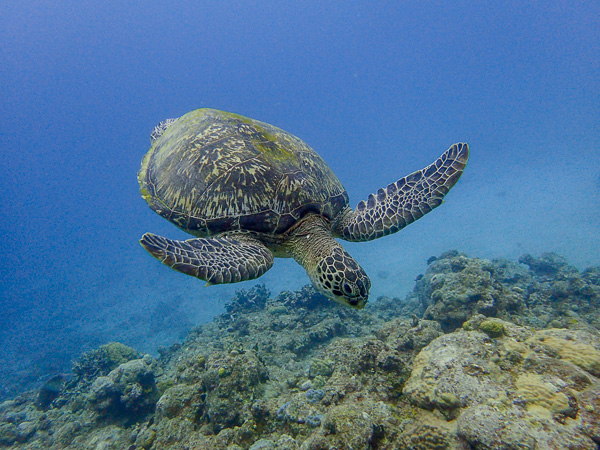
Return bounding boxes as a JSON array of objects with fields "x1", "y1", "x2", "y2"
[
  {"x1": 88, "y1": 357, "x2": 159, "y2": 419},
  {"x1": 478, "y1": 318, "x2": 507, "y2": 337},
  {"x1": 274, "y1": 434, "x2": 299, "y2": 449},
  {"x1": 151, "y1": 349, "x2": 270, "y2": 442},
  {"x1": 76, "y1": 342, "x2": 139, "y2": 375},
  {"x1": 399, "y1": 419, "x2": 457, "y2": 450},
  {"x1": 403, "y1": 329, "x2": 505, "y2": 418},
  {"x1": 519, "y1": 252, "x2": 577, "y2": 277},
  {"x1": 203, "y1": 350, "x2": 269, "y2": 431},
  {"x1": 526, "y1": 328, "x2": 600, "y2": 377},
  {"x1": 416, "y1": 252, "x2": 524, "y2": 331},
  {"x1": 0, "y1": 422, "x2": 17, "y2": 446},
  {"x1": 80, "y1": 424, "x2": 131, "y2": 449},
  {"x1": 307, "y1": 358, "x2": 334, "y2": 378},
  {"x1": 404, "y1": 320, "x2": 600, "y2": 447},
  {"x1": 414, "y1": 251, "x2": 600, "y2": 331},
  {"x1": 67, "y1": 342, "x2": 140, "y2": 395},
  {"x1": 225, "y1": 284, "x2": 271, "y2": 314},
  {"x1": 321, "y1": 404, "x2": 374, "y2": 448},
  {"x1": 375, "y1": 317, "x2": 444, "y2": 351},
  {"x1": 36, "y1": 374, "x2": 67, "y2": 410},
  {"x1": 579, "y1": 383, "x2": 600, "y2": 443},
  {"x1": 249, "y1": 438, "x2": 276, "y2": 449},
  {"x1": 514, "y1": 372, "x2": 573, "y2": 416},
  {"x1": 457, "y1": 405, "x2": 536, "y2": 449},
  {"x1": 155, "y1": 383, "x2": 203, "y2": 420}
]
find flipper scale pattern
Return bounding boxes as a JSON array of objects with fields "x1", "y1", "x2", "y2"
[
  {"x1": 335, "y1": 143, "x2": 469, "y2": 242},
  {"x1": 140, "y1": 233, "x2": 274, "y2": 284}
]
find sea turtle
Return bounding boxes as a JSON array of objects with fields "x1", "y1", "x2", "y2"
[{"x1": 138, "y1": 108, "x2": 468, "y2": 309}]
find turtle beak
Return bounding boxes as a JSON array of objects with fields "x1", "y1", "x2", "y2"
[{"x1": 329, "y1": 293, "x2": 368, "y2": 310}]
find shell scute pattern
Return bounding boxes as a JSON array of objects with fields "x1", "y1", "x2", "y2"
[{"x1": 139, "y1": 109, "x2": 347, "y2": 238}]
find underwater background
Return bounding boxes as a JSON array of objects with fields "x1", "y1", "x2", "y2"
[{"x1": 1, "y1": 0, "x2": 599, "y2": 410}]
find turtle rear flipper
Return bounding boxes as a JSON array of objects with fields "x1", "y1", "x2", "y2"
[
  {"x1": 140, "y1": 233, "x2": 274, "y2": 285},
  {"x1": 334, "y1": 143, "x2": 469, "y2": 242}
]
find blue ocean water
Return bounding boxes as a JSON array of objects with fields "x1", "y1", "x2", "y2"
[{"x1": 0, "y1": 1, "x2": 598, "y2": 397}]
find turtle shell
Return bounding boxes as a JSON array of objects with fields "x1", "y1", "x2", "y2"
[{"x1": 139, "y1": 109, "x2": 349, "y2": 236}]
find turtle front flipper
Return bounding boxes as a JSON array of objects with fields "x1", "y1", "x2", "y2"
[
  {"x1": 140, "y1": 233, "x2": 274, "y2": 285},
  {"x1": 333, "y1": 143, "x2": 469, "y2": 242}
]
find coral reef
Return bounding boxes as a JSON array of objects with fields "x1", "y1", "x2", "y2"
[
  {"x1": 0, "y1": 251, "x2": 599, "y2": 449},
  {"x1": 413, "y1": 250, "x2": 600, "y2": 331},
  {"x1": 87, "y1": 355, "x2": 160, "y2": 420},
  {"x1": 403, "y1": 315, "x2": 600, "y2": 447}
]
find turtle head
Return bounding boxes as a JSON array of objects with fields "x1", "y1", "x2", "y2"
[
  {"x1": 311, "y1": 246, "x2": 371, "y2": 309},
  {"x1": 288, "y1": 215, "x2": 371, "y2": 309}
]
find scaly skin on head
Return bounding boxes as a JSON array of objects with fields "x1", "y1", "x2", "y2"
[{"x1": 285, "y1": 215, "x2": 371, "y2": 309}]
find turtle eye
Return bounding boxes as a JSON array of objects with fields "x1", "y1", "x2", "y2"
[{"x1": 342, "y1": 282, "x2": 354, "y2": 296}]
